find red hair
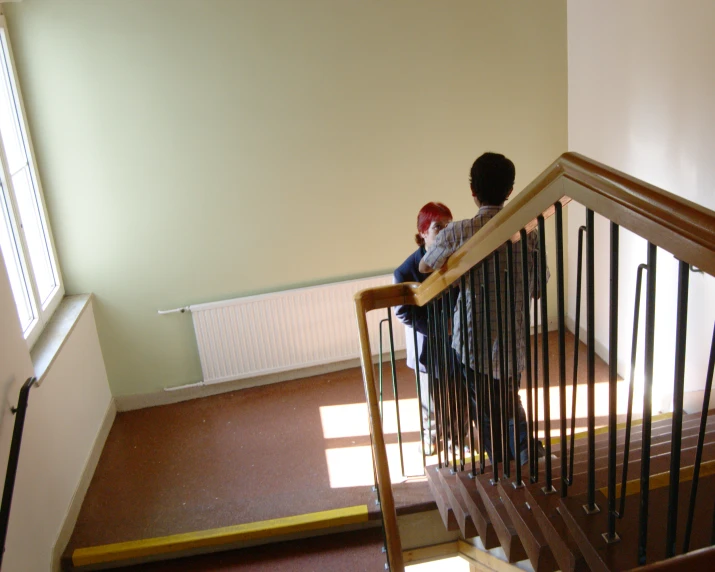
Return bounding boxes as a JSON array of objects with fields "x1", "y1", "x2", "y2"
[{"x1": 415, "y1": 202, "x2": 452, "y2": 245}]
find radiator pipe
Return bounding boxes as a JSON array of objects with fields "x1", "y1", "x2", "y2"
[
  {"x1": 164, "y1": 380, "x2": 204, "y2": 391},
  {"x1": 158, "y1": 306, "x2": 191, "y2": 315}
]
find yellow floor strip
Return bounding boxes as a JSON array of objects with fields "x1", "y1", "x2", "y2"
[
  {"x1": 72, "y1": 505, "x2": 369, "y2": 567},
  {"x1": 598, "y1": 459, "x2": 715, "y2": 498}
]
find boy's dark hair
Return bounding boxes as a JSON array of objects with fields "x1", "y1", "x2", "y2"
[{"x1": 469, "y1": 152, "x2": 515, "y2": 205}]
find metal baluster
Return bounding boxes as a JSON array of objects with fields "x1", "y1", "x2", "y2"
[
  {"x1": 412, "y1": 306, "x2": 427, "y2": 471},
  {"x1": 538, "y1": 215, "x2": 554, "y2": 492},
  {"x1": 427, "y1": 302, "x2": 444, "y2": 468},
  {"x1": 618, "y1": 263, "x2": 648, "y2": 518},
  {"x1": 379, "y1": 318, "x2": 387, "y2": 419},
  {"x1": 387, "y1": 310, "x2": 405, "y2": 477},
  {"x1": 665, "y1": 261, "x2": 689, "y2": 557},
  {"x1": 569, "y1": 226, "x2": 587, "y2": 485},
  {"x1": 584, "y1": 209, "x2": 598, "y2": 512},
  {"x1": 450, "y1": 286, "x2": 466, "y2": 470},
  {"x1": 520, "y1": 229, "x2": 535, "y2": 477},
  {"x1": 605, "y1": 222, "x2": 620, "y2": 543},
  {"x1": 469, "y1": 267, "x2": 481, "y2": 476},
  {"x1": 507, "y1": 241, "x2": 522, "y2": 486},
  {"x1": 532, "y1": 249, "x2": 540, "y2": 484},
  {"x1": 483, "y1": 261, "x2": 499, "y2": 483},
  {"x1": 556, "y1": 203, "x2": 568, "y2": 497},
  {"x1": 442, "y1": 291, "x2": 456, "y2": 471},
  {"x1": 460, "y1": 275, "x2": 474, "y2": 472},
  {"x1": 638, "y1": 242, "x2": 658, "y2": 566},
  {"x1": 494, "y1": 251, "x2": 509, "y2": 477},
  {"x1": 683, "y1": 322, "x2": 715, "y2": 552}
]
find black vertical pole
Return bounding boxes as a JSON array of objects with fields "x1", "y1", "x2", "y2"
[
  {"x1": 638, "y1": 242, "x2": 657, "y2": 566},
  {"x1": 483, "y1": 262, "x2": 499, "y2": 483},
  {"x1": 665, "y1": 261, "x2": 689, "y2": 557},
  {"x1": 412, "y1": 306, "x2": 427, "y2": 471},
  {"x1": 520, "y1": 230, "x2": 535, "y2": 476},
  {"x1": 683, "y1": 322, "x2": 715, "y2": 552},
  {"x1": 555, "y1": 203, "x2": 568, "y2": 497},
  {"x1": 427, "y1": 303, "x2": 442, "y2": 467},
  {"x1": 469, "y1": 267, "x2": 481, "y2": 476},
  {"x1": 441, "y1": 292, "x2": 455, "y2": 471},
  {"x1": 493, "y1": 251, "x2": 509, "y2": 477},
  {"x1": 460, "y1": 276, "x2": 473, "y2": 470},
  {"x1": 606, "y1": 222, "x2": 620, "y2": 541},
  {"x1": 532, "y1": 250, "x2": 540, "y2": 484},
  {"x1": 538, "y1": 215, "x2": 553, "y2": 492},
  {"x1": 507, "y1": 241, "x2": 522, "y2": 486},
  {"x1": 619, "y1": 263, "x2": 648, "y2": 518},
  {"x1": 386, "y1": 309, "x2": 405, "y2": 476},
  {"x1": 585, "y1": 209, "x2": 597, "y2": 511},
  {"x1": 569, "y1": 226, "x2": 586, "y2": 485}
]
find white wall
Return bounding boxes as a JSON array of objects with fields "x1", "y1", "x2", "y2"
[
  {"x1": 567, "y1": 0, "x2": 715, "y2": 412},
  {"x1": 4, "y1": 0, "x2": 567, "y2": 397},
  {"x1": 0, "y1": 253, "x2": 114, "y2": 571}
]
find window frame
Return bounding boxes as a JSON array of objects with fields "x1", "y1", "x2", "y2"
[{"x1": 0, "y1": 14, "x2": 64, "y2": 348}]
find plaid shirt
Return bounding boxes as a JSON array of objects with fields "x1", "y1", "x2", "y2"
[{"x1": 422, "y1": 205, "x2": 546, "y2": 379}]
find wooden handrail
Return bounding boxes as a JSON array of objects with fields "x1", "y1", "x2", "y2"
[{"x1": 353, "y1": 152, "x2": 715, "y2": 570}]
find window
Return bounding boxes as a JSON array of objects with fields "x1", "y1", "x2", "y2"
[{"x1": 0, "y1": 17, "x2": 63, "y2": 347}]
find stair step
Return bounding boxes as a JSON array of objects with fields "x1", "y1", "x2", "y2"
[
  {"x1": 559, "y1": 473, "x2": 715, "y2": 571},
  {"x1": 474, "y1": 471, "x2": 527, "y2": 563},
  {"x1": 525, "y1": 440, "x2": 715, "y2": 572},
  {"x1": 455, "y1": 471, "x2": 500, "y2": 549},
  {"x1": 497, "y1": 476, "x2": 558, "y2": 571},
  {"x1": 425, "y1": 465, "x2": 459, "y2": 532},
  {"x1": 436, "y1": 467, "x2": 478, "y2": 539}
]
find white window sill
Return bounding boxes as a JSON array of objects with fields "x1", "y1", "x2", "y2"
[{"x1": 30, "y1": 294, "x2": 93, "y2": 385}]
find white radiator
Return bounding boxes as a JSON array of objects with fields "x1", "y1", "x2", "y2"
[{"x1": 188, "y1": 275, "x2": 407, "y2": 385}]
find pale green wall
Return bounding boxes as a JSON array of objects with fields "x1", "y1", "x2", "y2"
[{"x1": 5, "y1": 0, "x2": 567, "y2": 396}]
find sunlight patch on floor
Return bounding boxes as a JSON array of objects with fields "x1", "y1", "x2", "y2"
[
  {"x1": 319, "y1": 398, "x2": 422, "y2": 439},
  {"x1": 324, "y1": 441, "x2": 427, "y2": 488},
  {"x1": 406, "y1": 556, "x2": 469, "y2": 570}
]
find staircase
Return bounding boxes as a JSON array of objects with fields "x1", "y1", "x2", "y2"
[
  {"x1": 354, "y1": 152, "x2": 715, "y2": 570},
  {"x1": 425, "y1": 411, "x2": 715, "y2": 571}
]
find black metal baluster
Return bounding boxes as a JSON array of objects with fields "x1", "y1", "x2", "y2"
[
  {"x1": 387, "y1": 309, "x2": 405, "y2": 476},
  {"x1": 427, "y1": 302, "x2": 441, "y2": 466},
  {"x1": 584, "y1": 209, "x2": 597, "y2": 512},
  {"x1": 412, "y1": 306, "x2": 427, "y2": 471},
  {"x1": 460, "y1": 275, "x2": 475, "y2": 472},
  {"x1": 443, "y1": 291, "x2": 456, "y2": 471},
  {"x1": 450, "y1": 286, "x2": 465, "y2": 470},
  {"x1": 605, "y1": 222, "x2": 620, "y2": 543},
  {"x1": 538, "y1": 215, "x2": 553, "y2": 492},
  {"x1": 469, "y1": 267, "x2": 481, "y2": 476},
  {"x1": 379, "y1": 318, "x2": 387, "y2": 419},
  {"x1": 556, "y1": 203, "x2": 568, "y2": 497},
  {"x1": 638, "y1": 242, "x2": 658, "y2": 566},
  {"x1": 507, "y1": 241, "x2": 522, "y2": 486},
  {"x1": 483, "y1": 261, "x2": 499, "y2": 483},
  {"x1": 520, "y1": 230, "x2": 535, "y2": 477},
  {"x1": 493, "y1": 251, "x2": 509, "y2": 477},
  {"x1": 569, "y1": 226, "x2": 587, "y2": 485},
  {"x1": 683, "y1": 322, "x2": 715, "y2": 552},
  {"x1": 666, "y1": 261, "x2": 689, "y2": 557},
  {"x1": 532, "y1": 249, "x2": 540, "y2": 484},
  {"x1": 618, "y1": 263, "x2": 648, "y2": 518},
  {"x1": 433, "y1": 299, "x2": 446, "y2": 468}
]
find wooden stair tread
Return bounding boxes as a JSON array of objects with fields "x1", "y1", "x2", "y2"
[
  {"x1": 559, "y1": 473, "x2": 715, "y2": 571},
  {"x1": 436, "y1": 467, "x2": 478, "y2": 539},
  {"x1": 475, "y1": 472, "x2": 527, "y2": 562},
  {"x1": 455, "y1": 470, "x2": 500, "y2": 549}
]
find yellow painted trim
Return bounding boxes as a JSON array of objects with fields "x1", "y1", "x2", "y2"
[
  {"x1": 550, "y1": 412, "x2": 672, "y2": 445},
  {"x1": 599, "y1": 459, "x2": 715, "y2": 498},
  {"x1": 72, "y1": 505, "x2": 369, "y2": 567}
]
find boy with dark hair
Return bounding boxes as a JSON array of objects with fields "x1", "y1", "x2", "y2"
[{"x1": 419, "y1": 152, "x2": 546, "y2": 467}]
